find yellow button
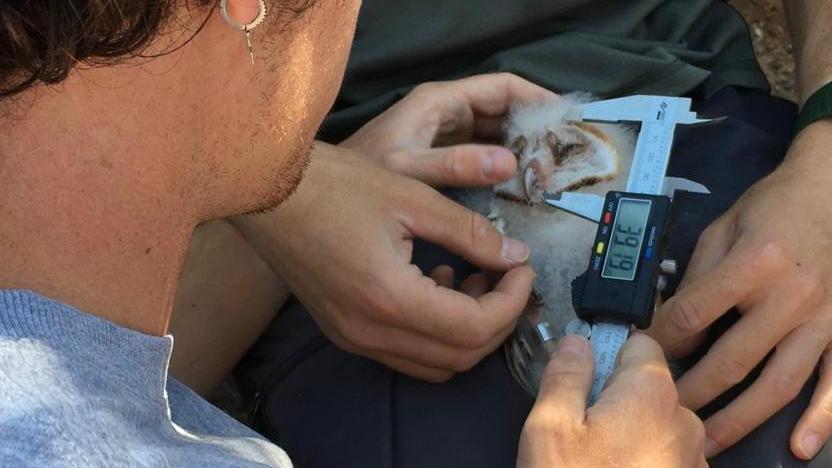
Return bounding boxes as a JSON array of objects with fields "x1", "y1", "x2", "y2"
[{"x1": 596, "y1": 242, "x2": 605, "y2": 254}]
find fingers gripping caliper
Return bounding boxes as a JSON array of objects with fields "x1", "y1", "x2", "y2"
[{"x1": 540, "y1": 96, "x2": 720, "y2": 405}]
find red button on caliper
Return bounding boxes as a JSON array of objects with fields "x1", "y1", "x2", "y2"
[{"x1": 603, "y1": 212, "x2": 612, "y2": 224}]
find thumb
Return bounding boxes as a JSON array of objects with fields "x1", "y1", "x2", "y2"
[
  {"x1": 402, "y1": 188, "x2": 530, "y2": 270},
  {"x1": 533, "y1": 335, "x2": 594, "y2": 426},
  {"x1": 386, "y1": 144, "x2": 517, "y2": 188}
]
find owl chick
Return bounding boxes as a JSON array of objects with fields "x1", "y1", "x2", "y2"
[
  {"x1": 461, "y1": 94, "x2": 635, "y2": 394},
  {"x1": 494, "y1": 93, "x2": 624, "y2": 203}
]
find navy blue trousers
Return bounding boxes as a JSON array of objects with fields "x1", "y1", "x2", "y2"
[{"x1": 237, "y1": 87, "x2": 832, "y2": 467}]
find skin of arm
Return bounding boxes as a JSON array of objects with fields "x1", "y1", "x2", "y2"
[
  {"x1": 785, "y1": 0, "x2": 832, "y2": 104},
  {"x1": 169, "y1": 220, "x2": 290, "y2": 396}
]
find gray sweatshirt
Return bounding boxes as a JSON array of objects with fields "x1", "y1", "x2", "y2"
[{"x1": 0, "y1": 290, "x2": 292, "y2": 467}]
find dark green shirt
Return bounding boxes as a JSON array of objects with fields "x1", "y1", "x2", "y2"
[{"x1": 322, "y1": 0, "x2": 766, "y2": 142}]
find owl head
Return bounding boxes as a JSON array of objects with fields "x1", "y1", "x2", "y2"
[{"x1": 495, "y1": 94, "x2": 628, "y2": 203}]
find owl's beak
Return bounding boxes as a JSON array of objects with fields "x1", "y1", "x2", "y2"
[{"x1": 523, "y1": 165, "x2": 538, "y2": 201}]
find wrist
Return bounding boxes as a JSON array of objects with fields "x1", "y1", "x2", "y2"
[
  {"x1": 225, "y1": 214, "x2": 286, "y2": 273},
  {"x1": 786, "y1": 117, "x2": 832, "y2": 168},
  {"x1": 795, "y1": 81, "x2": 832, "y2": 137},
  {"x1": 228, "y1": 145, "x2": 350, "y2": 275}
]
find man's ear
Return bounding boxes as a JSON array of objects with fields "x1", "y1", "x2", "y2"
[{"x1": 223, "y1": 0, "x2": 262, "y2": 25}]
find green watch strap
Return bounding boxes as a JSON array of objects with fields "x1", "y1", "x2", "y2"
[{"x1": 795, "y1": 81, "x2": 832, "y2": 136}]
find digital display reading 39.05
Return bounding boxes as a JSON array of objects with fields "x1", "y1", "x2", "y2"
[{"x1": 601, "y1": 199, "x2": 652, "y2": 281}]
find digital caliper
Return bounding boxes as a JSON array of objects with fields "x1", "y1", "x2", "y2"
[{"x1": 541, "y1": 96, "x2": 719, "y2": 405}]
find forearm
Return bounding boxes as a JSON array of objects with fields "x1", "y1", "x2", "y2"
[
  {"x1": 785, "y1": 0, "x2": 832, "y2": 103},
  {"x1": 172, "y1": 147, "x2": 343, "y2": 394},
  {"x1": 228, "y1": 142, "x2": 347, "y2": 280},
  {"x1": 169, "y1": 219, "x2": 290, "y2": 396}
]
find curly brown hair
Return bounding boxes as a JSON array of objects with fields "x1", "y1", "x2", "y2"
[{"x1": 0, "y1": 0, "x2": 314, "y2": 99}]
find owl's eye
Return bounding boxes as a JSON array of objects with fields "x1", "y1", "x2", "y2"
[
  {"x1": 509, "y1": 136, "x2": 527, "y2": 160},
  {"x1": 558, "y1": 142, "x2": 585, "y2": 160}
]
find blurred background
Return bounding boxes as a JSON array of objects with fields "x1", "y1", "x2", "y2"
[{"x1": 730, "y1": 0, "x2": 795, "y2": 101}]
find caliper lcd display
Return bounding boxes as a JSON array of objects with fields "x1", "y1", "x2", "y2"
[{"x1": 601, "y1": 198, "x2": 652, "y2": 281}]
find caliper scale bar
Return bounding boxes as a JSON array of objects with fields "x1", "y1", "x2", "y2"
[
  {"x1": 543, "y1": 95, "x2": 718, "y2": 405},
  {"x1": 563, "y1": 96, "x2": 714, "y2": 195}
]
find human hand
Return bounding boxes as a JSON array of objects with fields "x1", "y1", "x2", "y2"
[
  {"x1": 341, "y1": 73, "x2": 555, "y2": 186},
  {"x1": 649, "y1": 120, "x2": 832, "y2": 459},
  {"x1": 517, "y1": 334, "x2": 706, "y2": 468},
  {"x1": 233, "y1": 144, "x2": 535, "y2": 382}
]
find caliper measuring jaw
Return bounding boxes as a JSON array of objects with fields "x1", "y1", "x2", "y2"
[
  {"x1": 542, "y1": 177, "x2": 711, "y2": 223},
  {"x1": 541, "y1": 95, "x2": 721, "y2": 405}
]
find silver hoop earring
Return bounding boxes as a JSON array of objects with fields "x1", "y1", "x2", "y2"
[{"x1": 219, "y1": 0, "x2": 267, "y2": 64}]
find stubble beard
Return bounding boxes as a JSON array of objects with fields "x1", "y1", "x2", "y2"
[{"x1": 242, "y1": 137, "x2": 315, "y2": 217}]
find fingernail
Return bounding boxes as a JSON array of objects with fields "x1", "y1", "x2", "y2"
[
  {"x1": 801, "y1": 432, "x2": 823, "y2": 458},
  {"x1": 501, "y1": 237, "x2": 530, "y2": 263},
  {"x1": 704, "y1": 438, "x2": 719, "y2": 457},
  {"x1": 557, "y1": 335, "x2": 589, "y2": 355},
  {"x1": 481, "y1": 152, "x2": 495, "y2": 178},
  {"x1": 483, "y1": 150, "x2": 511, "y2": 179}
]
